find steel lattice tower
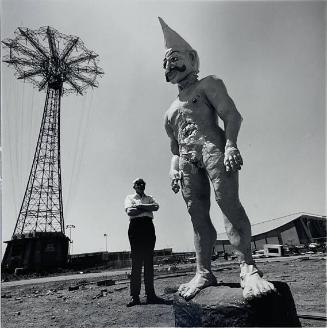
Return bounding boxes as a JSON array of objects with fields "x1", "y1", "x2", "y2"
[
  {"x1": 2, "y1": 26, "x2": 103, "y2": 271},
  {"x1": 14, "y1": 87, "x2": 64, "y2": 235}
]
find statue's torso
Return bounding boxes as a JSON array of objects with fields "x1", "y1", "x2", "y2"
[{"x1": 166, "y1": 79, "x2": 225, "y2": 165}]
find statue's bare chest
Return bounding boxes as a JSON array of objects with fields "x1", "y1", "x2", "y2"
[{"x1": 167, "y1": 89, "x2": 214, "y2": 133}]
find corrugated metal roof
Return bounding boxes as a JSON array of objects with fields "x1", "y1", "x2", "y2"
[{"x1": 216, "y1": 212, "x2": 326, "y2": 241}]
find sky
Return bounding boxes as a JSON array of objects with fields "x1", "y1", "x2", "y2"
[{"x1": 1, "y1": 0, "x2": 326, "y2": 255}]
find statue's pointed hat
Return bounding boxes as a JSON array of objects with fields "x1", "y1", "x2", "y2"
[{"x1": 158, "y1": 17, "x2": 194, "y2": 53}]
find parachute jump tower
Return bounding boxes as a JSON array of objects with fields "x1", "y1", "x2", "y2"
[{"x1": 2, "y1": 26, "x2": 103, "y2": 272}]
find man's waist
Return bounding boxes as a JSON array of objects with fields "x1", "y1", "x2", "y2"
[{"x1": 129, "y1": 216, "x2": 153, "y2": 222}]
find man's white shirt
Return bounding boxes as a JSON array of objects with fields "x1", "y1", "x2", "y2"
[{"x1": 124, "y1": 193, "x2": 159, "y2": 219}]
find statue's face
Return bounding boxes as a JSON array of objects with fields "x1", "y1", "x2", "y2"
[{"x1": 163, "y1": 50, "x2": 194, "y2": 84}]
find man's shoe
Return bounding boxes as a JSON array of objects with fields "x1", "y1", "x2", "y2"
[
  {"x1": 146, "y1": 295, "x2": 166, "y2": 304},
  {"x1": 126, "y1": 296, "x2": 140, "y2": 307}
]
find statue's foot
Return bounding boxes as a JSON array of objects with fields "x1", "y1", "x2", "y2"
[
  {"x1": 178, "y1": 272, "x2": 217, "y2": 300},
  {"x1": 240, "y1": 264, "x2": 275, "y2": 300}
]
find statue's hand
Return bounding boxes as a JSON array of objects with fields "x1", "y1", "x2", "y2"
[
  {"x1": 169, "y1": 169, "x2": 180, "y2": 180},
  {"x1": 224, "y1": 146, "x2": 243, "y2": 172},
  {"x1": 172, "y1": 180, "x2": 180, "y2": 193},
  {"x1": 170, "y1": 169, "x2": 182, "y2": 194}
]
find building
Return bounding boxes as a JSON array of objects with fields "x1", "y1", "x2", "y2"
[
  {"x1": 214, "y1": 212, "x2": 326, "y2": 255},
  {"x1": 2, "y1": 232, "x2": 69, "y2": 273},
  {"x1": 68, "y1": 248, "x2": 173, "y2": 270}
]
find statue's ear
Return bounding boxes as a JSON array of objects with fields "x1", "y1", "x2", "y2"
[
  {"x1": 188, "y1": 50, "x2": 197, "y2": 65},
  {"x1": 188, "y1": 50, "x2": 200, "y2": 73}
]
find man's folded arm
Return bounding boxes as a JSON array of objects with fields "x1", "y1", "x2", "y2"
[
  {"x1": 136, "y1": 203, "x2": 159, "y2": 212},
  {"x1": 126, "y1": 206, "x2": 145, "y2": 216}
]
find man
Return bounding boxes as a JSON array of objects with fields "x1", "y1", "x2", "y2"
[
  {"x1": 124, "y1": 178, "x2": 163, "y2": 306},
  {"x1": 159, "y1": 17, "x2": 275, "y2": 301}
]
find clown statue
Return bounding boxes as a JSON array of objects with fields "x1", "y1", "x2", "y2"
[{"x1": 159, "y1": 17, "x2": 275, "y2": 301}]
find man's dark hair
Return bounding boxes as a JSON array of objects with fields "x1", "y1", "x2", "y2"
[{"x1": 133, "y1": 178, "x2": 146, "y2": 187}]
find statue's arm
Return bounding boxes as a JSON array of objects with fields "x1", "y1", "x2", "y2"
[
  {"x1": 204, "y1": 76, "x2": 244, "y2": 172},
  {"x1": 164, "y1": 113, "x2": 180, "y2": 174},
  {"x1": 164, "y1": 114, "x2": 182, "y2": 192}
]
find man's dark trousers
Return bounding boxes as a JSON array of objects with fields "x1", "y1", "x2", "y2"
[{"x1": 128, "y1": 216, "x2": 156, "y2": 297}]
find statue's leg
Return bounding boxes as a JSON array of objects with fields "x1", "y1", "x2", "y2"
[
  {"x1": 204, "y1": 145, "x2": 275, "y2": 299},
  {"x1": 178, "y1": 159, "x2": 217, "y2": 300}
]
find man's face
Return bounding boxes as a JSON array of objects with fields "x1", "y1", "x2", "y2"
[
  {"x1": 163, "y1": 51, "x2": 193, "y2": 84},
  {"x1": 133, "y1": 182, "x2": 145, "y2": 194}
]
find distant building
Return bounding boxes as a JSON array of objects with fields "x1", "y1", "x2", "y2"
[
  {"x1": 214, "y1": 213, "x2": 326, "y2": 255},
  {"x1": 68, "y1": 248, "x2": 173, "y2": 270},
  {"x1": 2, "y1": 232, "x2": 69, "y2": 273}
]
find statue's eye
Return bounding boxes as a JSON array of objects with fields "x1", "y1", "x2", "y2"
[{"x1": 172, "y1": 57, "x2": 178, "y2": 62}]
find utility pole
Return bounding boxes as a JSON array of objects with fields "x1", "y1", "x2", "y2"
[
  {"x1": 104, "y1": 233, "x2": 108, "y2": 252},
  {"x1": 66, "y1": 224, "x2": 76, "y2": 254}
]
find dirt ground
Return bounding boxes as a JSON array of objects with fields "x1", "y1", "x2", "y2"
[{"x1": 1, "y1": 256, "x2": 326, "y2": 327}]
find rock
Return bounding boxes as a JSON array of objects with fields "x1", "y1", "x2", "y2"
[
  {"x1": 174, "y1": 281, "x2": 301, "y2": 327},
  {"x1": 298, "y1": 257, "x2": 309, "y2": 261},
  {"x1": 68, "y1": 285, "x2": 79, "y2": 291},
  {"x1": 114, "y1": 286, "x2": 127, "y2": 292},
  {"x1": 93, "y1": 290, "x2": 111, "y2": 299},
  {"x1": 164, "y1": 286, "x2": 179, "y2": 294},
  {"x1": 168, "y1": 265, "x2": 177, "y2": 272},
  {"x1": 97, "y1": 279, "x2": 115, "y2": 287}
]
